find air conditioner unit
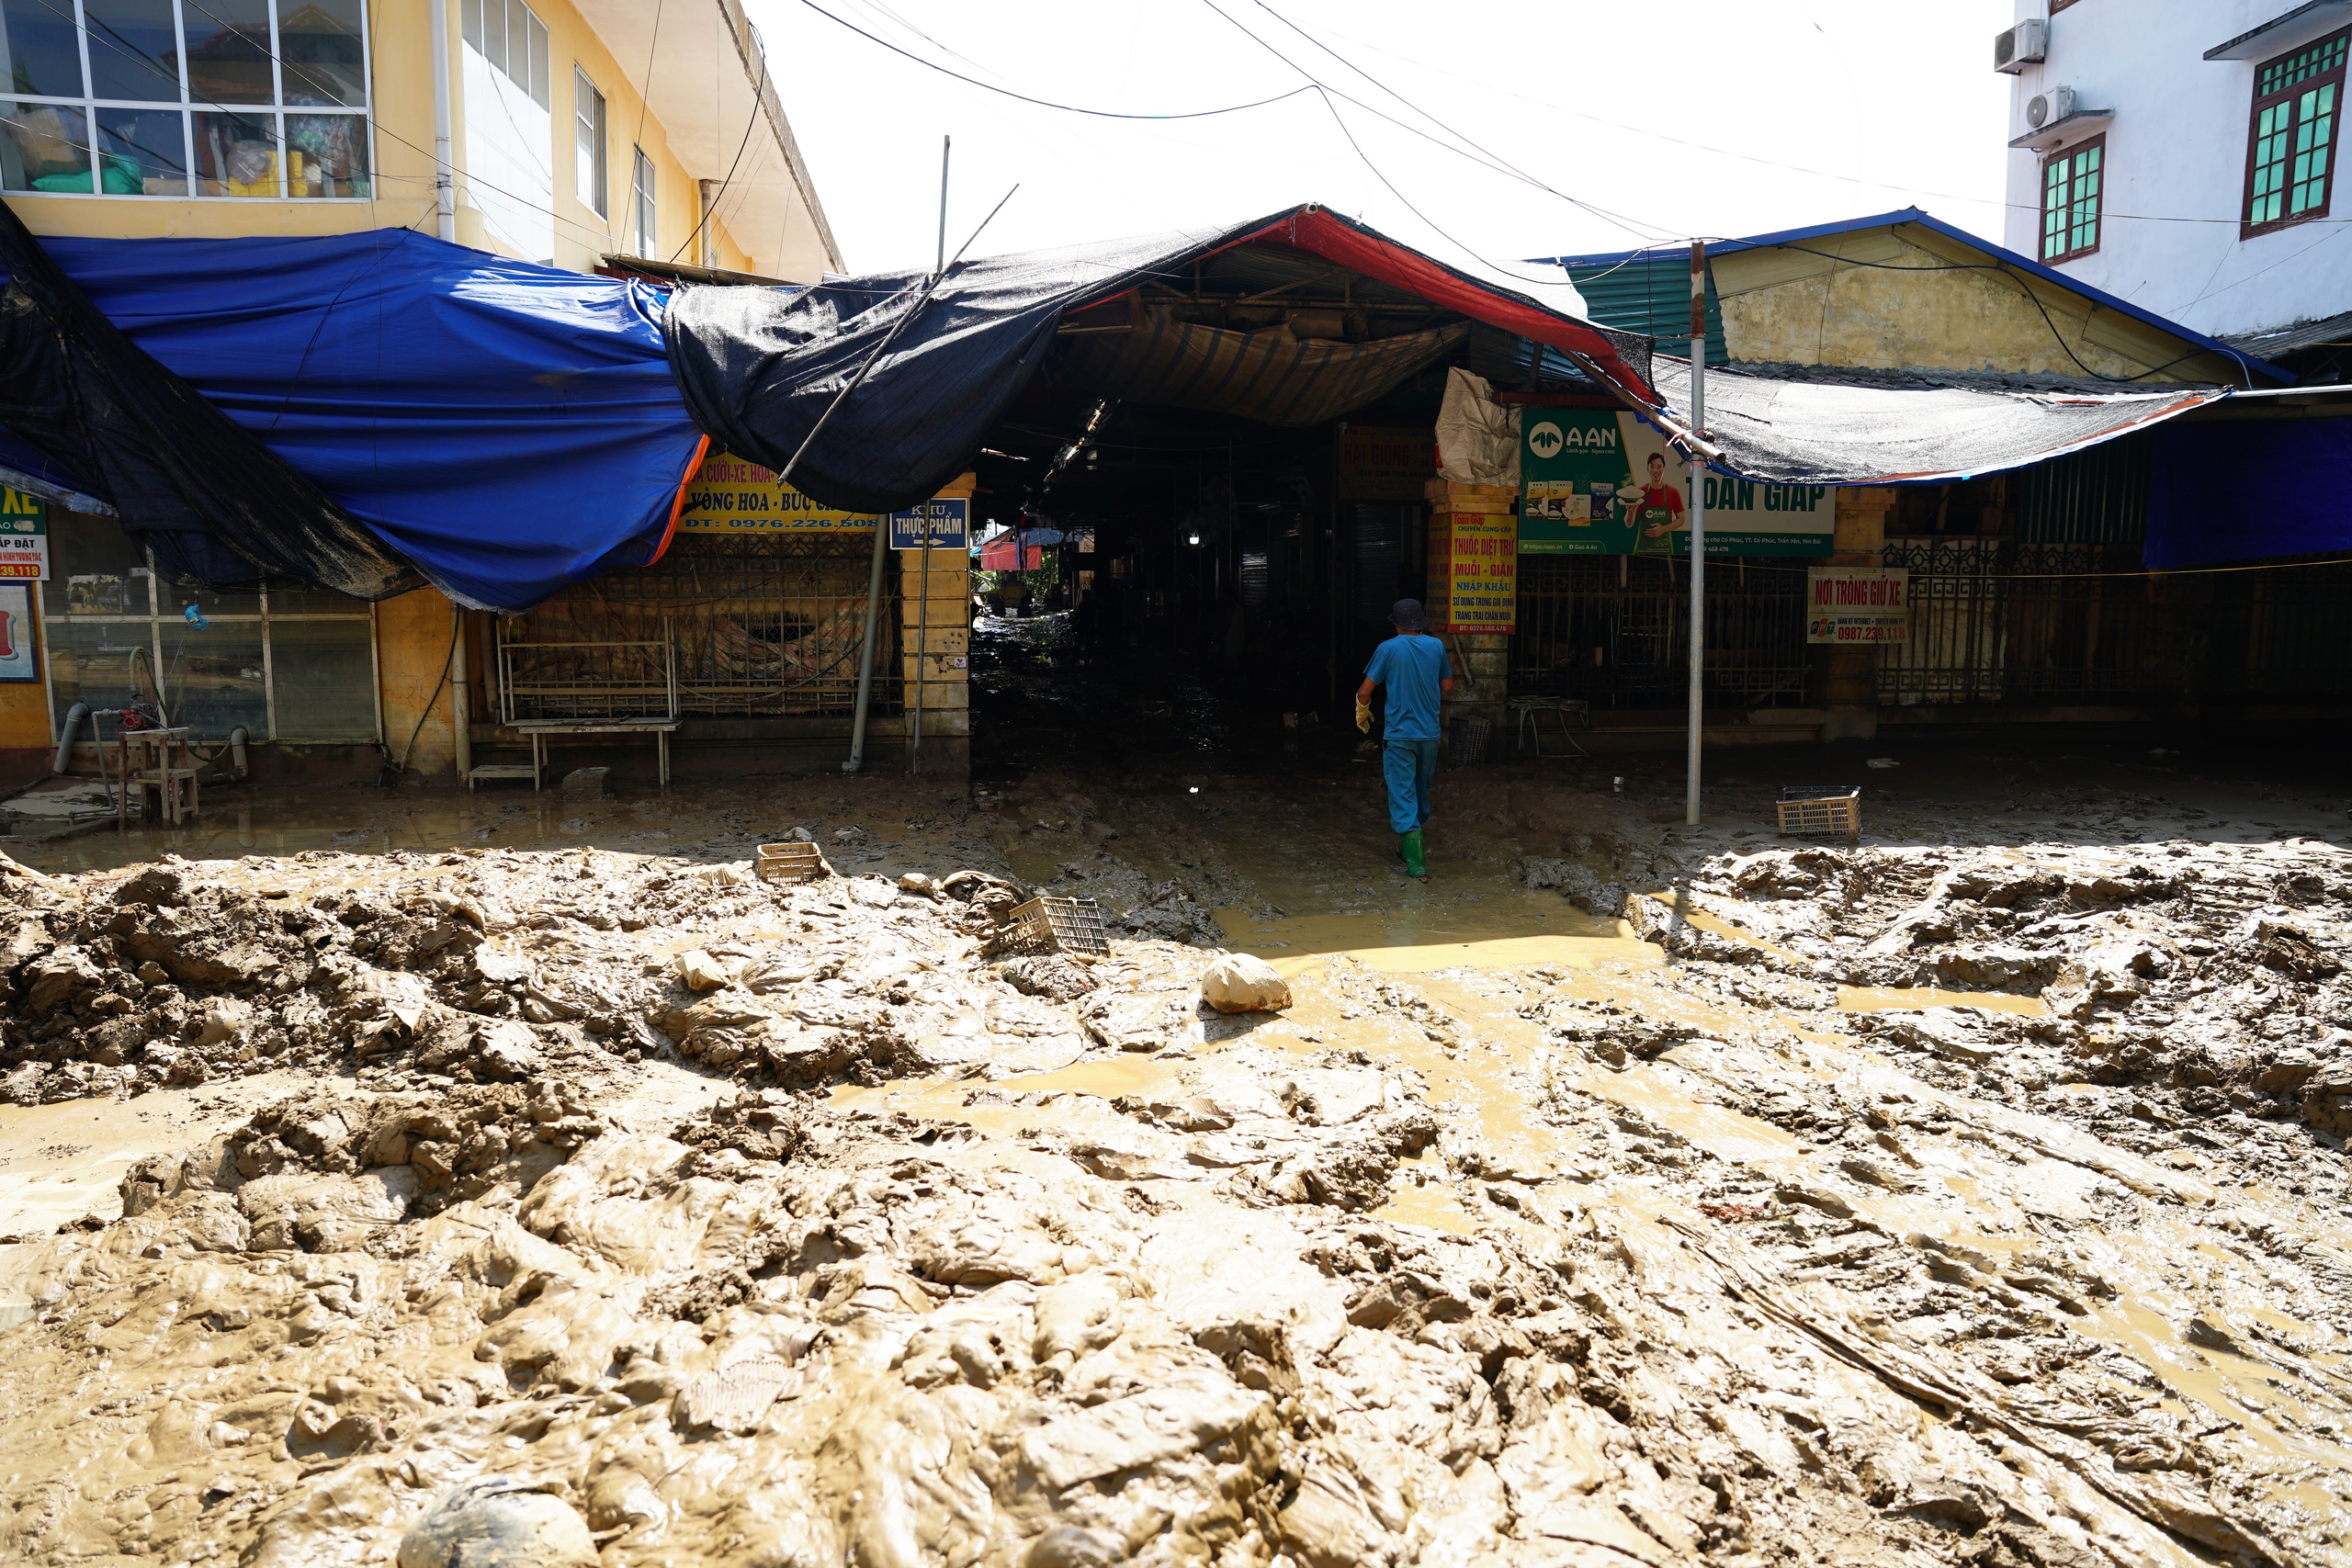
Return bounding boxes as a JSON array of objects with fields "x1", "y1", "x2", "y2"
[
  {"x1": 2026, "y1": 84, "x2": 2076, "y2": 129},
  {"x1": 1995, "y1": 18, "x2": 2047, "y2": 73}
]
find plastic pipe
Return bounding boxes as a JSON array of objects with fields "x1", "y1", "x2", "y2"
[
  {"x1": 227, "y1": 725, "x2": 250, "y2": 778},
  {"x1": 429, "y1": 0, "x2": 457, "y2": 242},
  {"x1": 53, "y1": 703, "x2": 87, "y2": 775}
]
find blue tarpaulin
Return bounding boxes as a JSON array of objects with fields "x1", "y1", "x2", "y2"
[
  {"x1": 3, "y1": 227, "x2": 706, "y2": 612},
  {"x1": 2146, "y1": 419, "x2": 2352, "y2": 568}
]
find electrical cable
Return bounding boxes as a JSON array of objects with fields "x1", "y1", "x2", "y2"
[
  {"x1": 1194, "y1": 0, "x2": 1669, "y2": 248},
  {"x1": 792, "y1": 0, "x2": 1318, "y2": 119},
  {"x1": 394, "y1": 616, "x2": 461, "y2": 778},
  {"x1": 1243, "y1": 0, "x2": 1668, "y2": 244},
  {"x1": 668, "y1": 34, "x2": 768, "y2": 263},
  {"x1": 1281, "y1": 8, "x2": 2352, "y2": 232}
]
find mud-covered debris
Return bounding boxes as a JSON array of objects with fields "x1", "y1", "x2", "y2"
[
  {"x1": 1200, "y1": 952, "x2": 1292, "y2": 1013},
  {"x1": 1001, "y1": 953, "x2": 1097, "y2": 1000},
  {"x1": 396, "y1": 1480, "x2": 598, "y2": 1568}
]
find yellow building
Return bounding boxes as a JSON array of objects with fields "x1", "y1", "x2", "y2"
[{"x1": 0, "y1": 0, "x2": 857, "y2": 784}]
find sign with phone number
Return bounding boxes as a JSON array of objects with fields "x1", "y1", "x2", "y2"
[{"x1": 1805, "y1": 566, "x2": 1907, "y2": 645}]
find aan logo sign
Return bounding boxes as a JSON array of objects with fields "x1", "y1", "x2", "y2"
[{"x1": 1525, "y1": 420, "x2": 1615, "y2": 460}]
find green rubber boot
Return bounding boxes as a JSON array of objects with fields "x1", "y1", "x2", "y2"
[{"x1": 1398, "y1": 829, "x2": 1427, "y2": 879}]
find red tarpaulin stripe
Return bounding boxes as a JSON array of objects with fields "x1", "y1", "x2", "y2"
[{"x1": 641, "y1": 433, "x2": 711, "y2": 568}]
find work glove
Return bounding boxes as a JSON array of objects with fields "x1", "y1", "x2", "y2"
[{"x1": 1355, "y1": 699, "x2": 1374, "y2": 733}]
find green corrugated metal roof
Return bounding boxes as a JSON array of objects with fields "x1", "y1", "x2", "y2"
[{"x1": 1561, "y1": 258, "x2": 1727, "y2": 367}]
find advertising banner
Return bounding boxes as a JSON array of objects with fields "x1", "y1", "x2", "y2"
[
  {"x1": 1518, "y1": 412, "x2": 1835, "y2": 557},
  {"x1": 0, "y1": 489, "x2": 46, "y2": 581},
  {"x1": 1805, "y1": 566, "x2": 1909, "y2": 645},
  {"x1": 677, "y1": 451, "x2": 879, "y2": 534},
  {"x1": 1429, "y1": 510, "x2": 1517, "y2": 634}
]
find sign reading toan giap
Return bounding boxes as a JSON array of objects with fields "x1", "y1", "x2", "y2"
[
  {"x1": 1518, "y1": 412, "x2": 1836, "y2": 558},
  {"x1": 1806, "y1": 566, "x2": 1909, "y2": 645}
]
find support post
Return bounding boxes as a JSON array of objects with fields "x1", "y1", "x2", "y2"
[
  {"x1": 844, "y1": 519, "x2": 889, "y2": 773},
  {"x1": 1685, "y1": 240, "x2": 1706, "y2": 827},
  {"x1": 428, "y1": 0, "x2": 456, "y2": 243}
]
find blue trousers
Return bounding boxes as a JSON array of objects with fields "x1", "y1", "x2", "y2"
[{"x1": 1383, "y1": 738, "x2": 1439, "y2": 833}]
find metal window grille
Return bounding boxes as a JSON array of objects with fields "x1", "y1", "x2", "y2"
[
  {"x1": 499, "y1": 534, "x2": 900, "y2": 718},
  {"x1": 1876, "y1": 540, "x2": 2143, "y2": 705},
  {"x1": 1512, "y1": 554, "x2": 1810, "y2": 709}
]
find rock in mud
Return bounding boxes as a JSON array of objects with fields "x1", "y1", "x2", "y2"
[{"x1": 1200, "y1": 952, "x2": 1292, "y2": 1013}]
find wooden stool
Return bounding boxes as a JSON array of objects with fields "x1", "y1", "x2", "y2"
[{"x1": 116, "y1": 728, "x2": 197, "y2": 827}]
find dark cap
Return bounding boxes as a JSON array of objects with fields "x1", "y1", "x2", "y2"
[{"x1": 1389, "y1": 599, "x2": 1429, "y2": 630}]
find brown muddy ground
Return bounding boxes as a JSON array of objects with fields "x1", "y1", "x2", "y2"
[{"x1": 2, "y1": 744, "x2": 2349, "y2": 1568}]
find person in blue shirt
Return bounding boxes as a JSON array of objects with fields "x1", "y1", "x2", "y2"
[{"x1": 1356, "y1": 599, "x2": 1453, "y2": 879}]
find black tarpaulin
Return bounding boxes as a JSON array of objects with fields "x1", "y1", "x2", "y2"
[
  {"x1": 0, "y1": 199, "x2": 421, "y2": 598},
  {"x1": 663, "y1": 204, "x2": 1659, "y2": 515}
]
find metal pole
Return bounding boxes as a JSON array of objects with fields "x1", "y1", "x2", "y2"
[
  {"x1": 827, "y1": 185, "x2": 1015, "y2": 773},
  {"x1": 911, "y1": 135, "x2": 948, "y2": 773},
  {"x1": 936, "y1": 135, "x2": 951, "y2": 276},
  {"x1": 844, "y1": 520, "x2": 890, "y2": 773},
  {"x1": 910, "y1": 525, "x2": 931, "y2": 773},
  {"x1": 428, "y1": 0, "x2": 456, "y2": 243},
  {"x1": 1685, "y1": 240, "x2": 1707, "y2": 828}
]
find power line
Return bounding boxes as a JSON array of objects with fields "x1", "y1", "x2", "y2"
[
  {"x1": 1286, "y1": 10, "x2": 2352, "y2": 231},
  {"x1": 669, "y1": 34, "x2": 769, "y2": 263},
  {"x1": 791, "y1": 0, "x2": 1319, "y2": 119},
  {"x1": 1194, "y1": 0, "x2": 1669, "y2": 247},
  {"x1": 1243, "y1": 0, "x2": 1666, "y2": 243}
]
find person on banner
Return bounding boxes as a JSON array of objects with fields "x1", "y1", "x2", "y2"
[
  {"x1": 1624, "y1": 450, "x2": 1686, "y2": 555},
  {"x1": 1355, "y1": 599, "x2": 1453, "y2": 880}
]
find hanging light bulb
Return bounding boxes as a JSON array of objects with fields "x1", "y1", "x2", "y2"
[{"x1": 1187, "y1": 532, "x2": 1202, "y2": 546}]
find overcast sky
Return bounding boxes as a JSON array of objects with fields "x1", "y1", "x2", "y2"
[{"x1": 741, "y1": 0, "x2": 2017, "y2": 296}]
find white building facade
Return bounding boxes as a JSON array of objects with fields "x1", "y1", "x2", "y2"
[{"x1": 2001, "y1": 0, "x2": 2349, "y2": 341}]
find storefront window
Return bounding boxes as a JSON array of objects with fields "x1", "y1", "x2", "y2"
[
  {"x1": 41, "y1": 511, "x2": 379, "y2": 742},
  {"x1": 0, "y1": 0, "x2": 370, "y2": 199}
]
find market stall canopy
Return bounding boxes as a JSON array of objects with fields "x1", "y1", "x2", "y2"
[
  {"x1": 0, "y1": 199, "x2": 1652, "y2": 612},
  {"x1": 664, "y1": 204, "x2": 1660, "y2": 516},
  {"x1": 0, "y1": 205, "x2": 706, "y2": 612}
]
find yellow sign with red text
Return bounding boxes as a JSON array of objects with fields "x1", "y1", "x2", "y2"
[{"x1": 1429, "y1": 510, "x2": 1516, "y2": 635}]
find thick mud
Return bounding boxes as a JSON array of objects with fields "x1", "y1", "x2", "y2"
[{"x1": 3, "y1": 755, "x2": 2349, "y2": 1568}]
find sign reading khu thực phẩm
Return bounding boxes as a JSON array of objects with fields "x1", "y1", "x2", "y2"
[{"x1": 1517, "y1": 412, "x2": 1835, "y2": 557}]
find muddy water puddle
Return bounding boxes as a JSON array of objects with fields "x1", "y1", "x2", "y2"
[
  {"x1": 1216, "y1": 900, "x2": 1656, "y2": 976},
  {"x1": 1838, "y1": 985, "x2": 2048, "y2": 1015},
  {"x1": 0, "y1": 1069, "x2": 334, "y2": 1248}
]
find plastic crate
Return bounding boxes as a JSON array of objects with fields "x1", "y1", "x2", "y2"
[
  {"x1": 1776, "y1": 786, "x2": 1861, "y2": 840},
  {"x1": 1447, "y1": 713, "x2": 1493, "y2": 768},
  {"x1": 756, "y1": 841, "x2": 825, "y2": 883},
  {"x1": 989, "y1": 895, "x2": 1111, "y2": 958}
]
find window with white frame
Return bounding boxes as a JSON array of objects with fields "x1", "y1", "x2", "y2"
[
  {"x1": 0, "y1": 0, "x2": 371, "y2": 199},
  {"x1": 459, "y1": 0, "x2": 548, "y2": 109},
  {"x1": 573, "y1": 63, "x2": 604, "y2": 216},
  {"x1": 631, "y1": 143, "x2": 654, "y2": 255}
]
